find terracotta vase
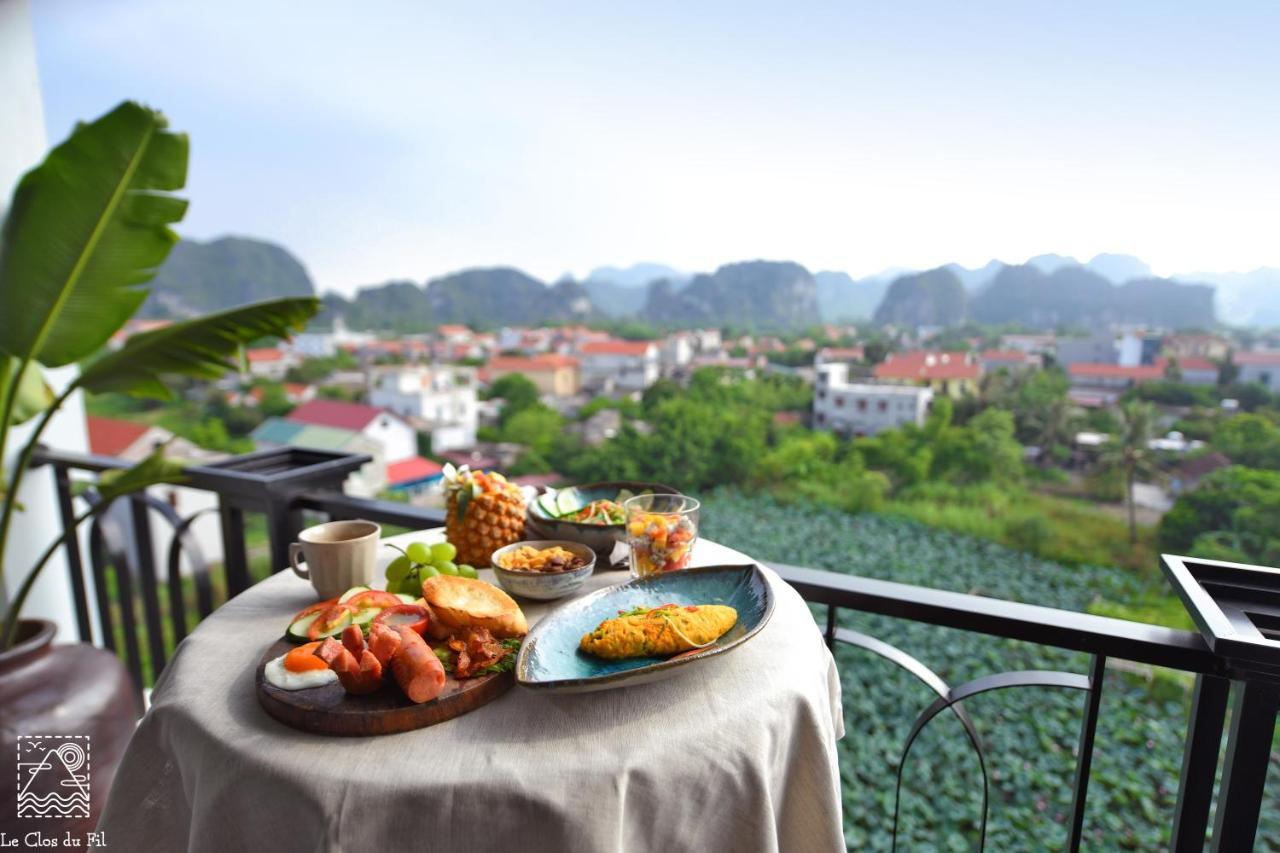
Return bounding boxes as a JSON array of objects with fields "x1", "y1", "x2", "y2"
[{"x1": 0, "y1": 619, "x2": 137, "y2": 839}]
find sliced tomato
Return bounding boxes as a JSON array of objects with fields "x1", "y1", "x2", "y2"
[
  {"x1": 345, "y1": 590, "x2": 404, "y2": 610},
  {"x1": 372, "y1": 604, "x2": 430, "y2": 637},
  {"x1": 289, "y1": 596, "x2": 340, "y2": 625},
  {"x1": 307, "y1": 603, "x2": 356, "y2": 641}
]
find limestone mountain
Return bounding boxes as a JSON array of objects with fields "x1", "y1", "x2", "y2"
[
  {"x1": 140, "y1": 236, "x2": 315, "y2": 318},
  {"x1": 872, "y1": 267, "x2": 968, "y2": 327},
  {"x1": 643, "y1": 260, "x2": 818, "y2": 330},
  {"x1": 971, "y1": 264, "x2": 1214, "y2": 329}
]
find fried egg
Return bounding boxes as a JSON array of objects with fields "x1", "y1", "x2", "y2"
[{"x1": 264, "y1": 642, "x2": 339, "y2": 691}]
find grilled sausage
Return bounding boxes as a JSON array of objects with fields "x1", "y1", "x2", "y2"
[{"x1": 390, "y1": 625, "x2": 446, "y2": 703}]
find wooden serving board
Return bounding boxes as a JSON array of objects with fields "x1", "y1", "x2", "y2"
[{"x1": 255, "y1": 638, "x2": 513, "y2": 736}]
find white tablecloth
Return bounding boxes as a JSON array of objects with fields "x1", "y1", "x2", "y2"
[{"x1": 97, "y1": 533, "x2": 846, "y2": 853}]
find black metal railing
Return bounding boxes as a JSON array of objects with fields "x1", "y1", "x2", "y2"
[{"x1": 24, "y1": 446, "x2": 1271, "y2": 850}]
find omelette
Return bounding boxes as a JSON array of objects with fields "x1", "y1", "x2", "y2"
[{"x1": 580, "y1": 603, "x2": 738, "y2": 659}]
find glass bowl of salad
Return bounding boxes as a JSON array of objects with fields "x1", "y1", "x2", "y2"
[
  {"x1": 623, "y1": 493, "x2": 700, "y2": 578},
  {"x1": 525, "y1": 481, "x2": 682, "y2": 568}
]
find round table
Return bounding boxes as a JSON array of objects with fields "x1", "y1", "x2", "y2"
[{"x1": 97, "y1": 532, "x2": 846, "y2": 853}]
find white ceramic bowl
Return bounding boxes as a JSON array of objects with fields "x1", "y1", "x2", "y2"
[{"x1": 490, "y1": 540, "x2": 596, "y2": 601}]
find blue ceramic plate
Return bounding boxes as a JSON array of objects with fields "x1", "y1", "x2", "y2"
[{"x1": 515, "y1": 564, "x2": 774, "y2": 693}]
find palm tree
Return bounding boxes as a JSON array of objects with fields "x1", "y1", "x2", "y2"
[{"x1": 1102, "y1": 401, "x2": 1156, "y2": 544}]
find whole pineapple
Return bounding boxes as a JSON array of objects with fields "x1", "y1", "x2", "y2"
[{"x1": 442, "y1": 465, "x2": 526, "y2": 567}]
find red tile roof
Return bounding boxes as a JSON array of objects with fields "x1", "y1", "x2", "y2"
[
  {"x1": 283, "y1": 383, "x2": 311, "y2": 397},
  {"x1": 874, "y1": 351, "x2": 980, "y2": 381},
  {"x1": 246, "y1": 347, "x2": 286, "y2": 363},
  {"x1": 1169, "y1": 356, "x2": 1217, "y2": 372},
  {"x1": 580, "y1": 340, "x2": 655, "y2": 356},
  {"x1": 1235, "y1": 351, "x2": 1280, "y2": 366},
  {"x1": 386, "y1": 455, "x2": 443, "y2": 485},
  {"x1": 86, "y1": 416, "x2": 151, "y2": 457},
  {"x1": 288, "y1": 399, "x2": 386, "y2": 431},
  {"x1": 487, "y1": 355, "x2": 579, "y2": 372},
  {"x1": 1068, "y1": 363, "x2": 1164, "y2": 381},
  {"x1": 436, "y1": 324, "x2": 471, "y2": 336},
  {"x1": 979, "y1": 349, "x2": 1034, "y2": 362}
]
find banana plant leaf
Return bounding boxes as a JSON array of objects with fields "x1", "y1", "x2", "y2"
[
  {"x1": 77, "y1": 297, "x2": 321, "y2": 398},
  {"x1": 3, "y1": 357, "x2": 55, "y2": 425},
  {"x1": 97, "y1": 448, "x2": 189, "y2": 503},
  {"x1": 0, "y1": 101, "x2": 188, "y2": 367}
]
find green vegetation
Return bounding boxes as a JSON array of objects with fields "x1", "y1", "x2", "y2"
[
  {"x1": 700, "y1": 495, "x2": 1274, "y2": 849},
  {"x1": 1159, "y1": 466, "x2": 1280, "y2": 565}
]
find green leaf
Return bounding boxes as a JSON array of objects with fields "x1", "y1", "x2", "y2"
[
  {"x1": 76, "y1": 297, "x2": 320, "y2": 398},
  {"x1": 0, "y1": 101, "x2": 188, "y2": 367},
  {"x1": 96, "y1": 447, "x2": 188, "y2": 504},
  {"x1": 5, "y1": 357, "x2": 54, "y2": 425}
]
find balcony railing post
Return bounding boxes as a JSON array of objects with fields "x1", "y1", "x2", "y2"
[
  {"x1": 129, "y1": 495, "x2": 167, "y2": 679},
  {"x1": 52, "y1": 461, "x2": 93, "y2": 643},
  {"x1": 1210, "y1": 679, "x2": 1280, "y2": 852},
  {"x1": 1066, "y1": 654, "x2": 1106, "y2": 852},
  {"x1": 1170, "y1": 673, "x2": 1229, "y2": 852},
  {"x1": 218, "y1": 500, "x2": 251, "y2": 596}
]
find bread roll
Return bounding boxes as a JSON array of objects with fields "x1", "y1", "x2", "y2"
[{"x1": 420, "y1": 575, "x2": 528, "y2": 638}]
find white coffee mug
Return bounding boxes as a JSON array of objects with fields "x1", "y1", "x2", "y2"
[{"x1": 289, "y1": 520, "x2": 381, "y2": 600}]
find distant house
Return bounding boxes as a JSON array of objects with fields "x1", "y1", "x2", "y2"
[
  {"x1": 979, "y1": 349, "x2": 1041, "y2": 373},
  {"x1": 999, "y1": 333, "x2": 1056, "y2": 355},
  {"x1": 579, "y1": 340, "x2": 660, "y2": 394},
  {"x1": 484, "y1": 355, "x2": 580, "y2": 398},
  {"x1": 1163, "y1": 334, "x2": 1230, "y2": 362},
  {"x1": 86, "y1": 416, "x2": 224, "y2": 570},
  {"x1": 288, "y1": 399, "x2": 418, "y2": 463},
  {"x1": 1168, "y1": 451, "x2": 1231, "y2": 497},
  {"x1": 814, "y1": 364, "x2": 933, "y2": 436},
  {"x1": 873, "y1": 351, "x2": 980, "y2": 398},
  {"x1": 1234, "y1": 351, "x2": 1280, "y2": 392},
  {"x1": 1167, "y1": 356, "x2": 1218, "y2": 386},
  {"x1": 243, "y1": 347, "x2": 297, "y2": 380},
  {"x1": 385, "y1": 455, "x2": 444, "y2": 494},
  {"x1": 1067, "y1": 362, "x2": 1164, "y2": 389},
  {"x1": 435, "y1": 324, "x2": 473, "y2": 344},
  {"x1": 365, "y1": 366, "x2": 477, "y2": 453},
  {"x1": 814, "y1": 346, "x2": 865, "y2": 367},
  {"x1": 1057, "y1": 330, "x2": 1118, "y2": 367},
  {"x1": 658, "y1": 333, "x2": 694, "y2": 377},
  {"x1": 572, "y1": 408, "x2": 623, "y2": 447},
  {"x1": 250, "y1": 417, "x2": 386, "y2": 497}
]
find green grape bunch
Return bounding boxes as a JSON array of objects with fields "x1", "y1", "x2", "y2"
[{"x1": 385, "y1": 539, "x2": 477, "y2": 596}]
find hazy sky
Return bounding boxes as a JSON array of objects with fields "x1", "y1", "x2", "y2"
[{"x1": 30, "y1": 1, "x2": 1280, "y2": 295}]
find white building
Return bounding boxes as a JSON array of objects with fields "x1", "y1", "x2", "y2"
[
  {"x1": 579, "y1": 341, "x2": 660, "y2": 394},
  {"x1": 367, "y1": 365, "x2": 477, "y2": 452},
  {"x1": 813, "y1": 364, "x2": 933, "y2": 437},
  {"x1": 243, "y1": 347, "x2": 299, "y2": 381},
  {"x1": 659, "y1": 333, "x2": 694, "y2": 377},
  {"x1": 1235, "y1": 351, "x2": 1280, "y2": 392},
  {"x1": 287, "y1": 399, "x2": 418, "y2": 463}
]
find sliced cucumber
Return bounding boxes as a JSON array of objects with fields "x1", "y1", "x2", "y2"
[
  {"x1": 352, "y1": 606, "x2": 381, "y2": 629},
  {"x1": 286, "y1": 612, "x2": 320, "y2": 643},
  {"x1": 312, "y1": 610, "x2": 353, "y2": 640},
  {"x1": 338, "y1": 586, "x2": 370, "y2": 603},
  {"x1": 556, "y1": 487, "x2": 583, "y2": 516},
  {"x1": 536, "y1": 492, "x2": 559, "y2": 518},
  {"x1": 395, "y1": 593, "x2": 417, "y2": 604}
]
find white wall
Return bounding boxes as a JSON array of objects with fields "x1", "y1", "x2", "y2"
[
  {"x1": 0, "y1": 0, "x2": 87, "y2": 643},
  {"x1": 361, "y1": 414, "x2": 417, "y2": 462}
]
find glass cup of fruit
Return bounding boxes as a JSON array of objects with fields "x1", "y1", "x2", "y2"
[{"x1": 623, "y1": 494, "x2": 700, "y2": 578}]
